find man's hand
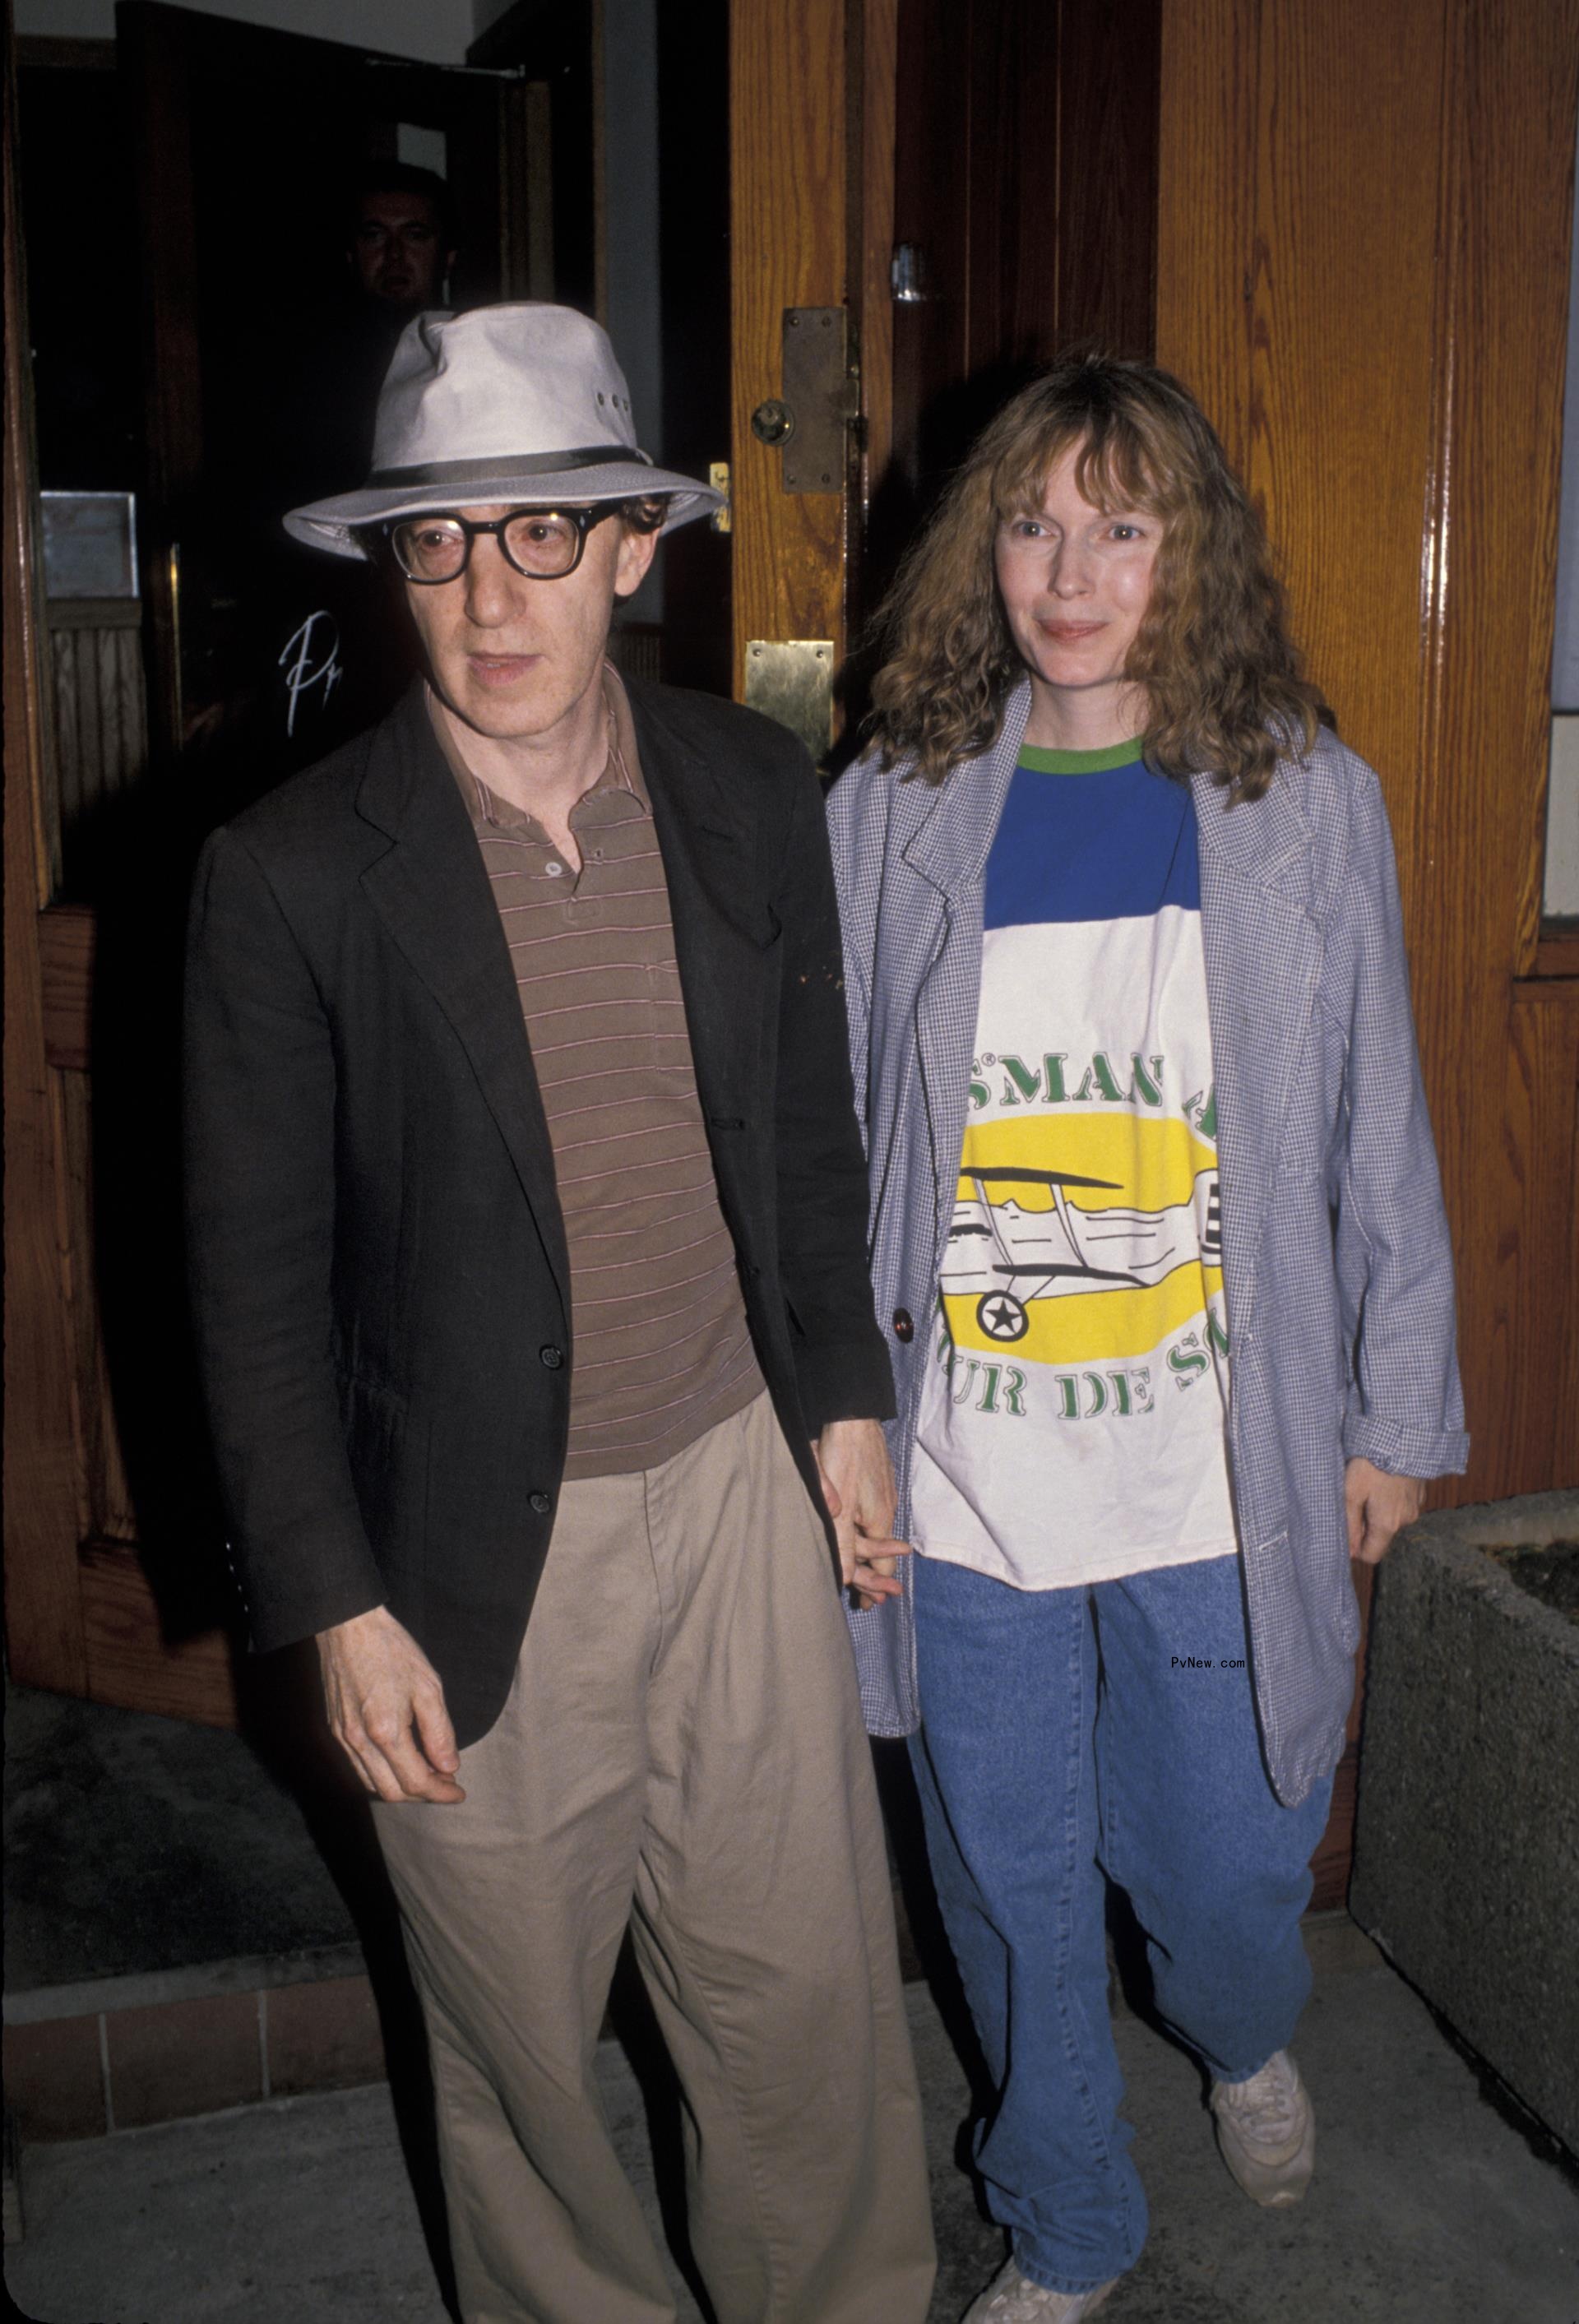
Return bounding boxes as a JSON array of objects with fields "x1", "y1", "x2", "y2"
[
  {"x1": 1345, "y1": 1457, "x2": 1425, "y2": 1565},
  {"x1": 316, "y1": 1605, "x2": 465, "y2": 1804},
  {"x1": 814, "y1": 1418, "x2": 910, "y2": 1612}
]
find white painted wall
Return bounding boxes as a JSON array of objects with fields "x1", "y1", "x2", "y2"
[{"x1": 15, "y1": 0, "x2": 476, "y2": 65}]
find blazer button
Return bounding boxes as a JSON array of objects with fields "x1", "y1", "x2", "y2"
[
  {"x1": 539, "y1": 1345, "x2": 564, "y2": 1369},
  {"x1": 529, "y1": 1490, "x2": 552, "y2": 1516},
  {"x1": 892, "y1": 1308, "x2": 915, "y2": 1343}
]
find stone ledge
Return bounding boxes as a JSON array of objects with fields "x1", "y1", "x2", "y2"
[{"x1": 3, "y1": 1941, "x2": 369, "y2": 2029}]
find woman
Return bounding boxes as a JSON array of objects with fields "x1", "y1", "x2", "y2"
[{"x1": 827, "y1": 355, "x2": 1468, "y2": 2322}]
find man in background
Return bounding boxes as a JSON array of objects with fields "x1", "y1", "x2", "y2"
[{"x1": 347, "y1": 162, "x2": 456, "y2": 325}]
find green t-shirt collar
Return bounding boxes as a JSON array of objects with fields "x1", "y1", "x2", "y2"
[{"x1": 1019, "y1": 738, "x2": 1146, "y2": 774}]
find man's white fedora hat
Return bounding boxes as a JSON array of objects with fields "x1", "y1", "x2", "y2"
[{"x1": 285, "y1": 303, "x2": 721, "y2": 559}]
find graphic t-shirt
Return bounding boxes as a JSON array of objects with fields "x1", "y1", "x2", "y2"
[{"x1": 910, "y1": 739, "x2": 1237, "y2": 1590}]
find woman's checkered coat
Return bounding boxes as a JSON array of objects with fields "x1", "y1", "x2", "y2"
[{"x1": 827, "y1": 680, "x2": 1468, "y2": 1808}]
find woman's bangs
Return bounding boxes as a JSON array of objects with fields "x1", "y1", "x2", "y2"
[
  {"x1": 1073, "y1": 420, "x2": 1169, "y2": 518},
  {"x1": 989, "y1": 410, "x2": 1169, "y2": 522},
  {"x1": 989, "y1": 419, "x2": 1083, "y2": 521}
]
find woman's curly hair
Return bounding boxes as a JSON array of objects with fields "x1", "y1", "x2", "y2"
[{"x1": 866, "y1": 354, "x2": 1331, "y2": 798}]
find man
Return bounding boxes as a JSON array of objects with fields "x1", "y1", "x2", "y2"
[
  {"x1": 184, "y1": 303, "x2": 936, "y2": 2324},
  {"x1": 346, "y1": 162, "x2": 456, "y2": 317}
]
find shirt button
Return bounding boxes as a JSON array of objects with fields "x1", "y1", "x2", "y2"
[
  {"x1": 892, "y1": 1308, "x2": 915, "y2": 1342},
  {"x1": 539, "y1": 1345, "x2": 563, "y2": 1369},
  {"x1": 544, "y1": 860, "x2": 565, "y2": 878},
  {"x1": 529, "y1": 1490, "x2": 552, "y2": 1516}
]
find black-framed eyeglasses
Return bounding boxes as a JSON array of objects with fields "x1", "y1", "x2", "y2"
[{"x1": 384, "y1": 502, "x2": 641, "y2": 586}]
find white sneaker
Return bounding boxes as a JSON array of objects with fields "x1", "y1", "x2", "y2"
[
  {"x1": 962, "y1": 2255, "x2": 1119, "y2": 2321},
  {"x1": 1210, "y1": 2047, "x2": 1315, "y2": 2206}
]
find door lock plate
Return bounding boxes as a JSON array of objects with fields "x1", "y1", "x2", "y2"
[{"x1": 778, "y1": 308, "x2": 856, "y2": 493}]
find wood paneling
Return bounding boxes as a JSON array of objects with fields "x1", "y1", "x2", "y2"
[
  {"x1": 1496, "y1": 980, "x2": 1579, "y2": 1484},
  {"x1": 854, "y1": 0, "x2": 897, "y2": 534},
  {"x1": 37, "y1": 902, "x2": 95, "y2": 1072},
  {"x1": 80, "y1": 1540, "x2": 239, "y2": 1728},
  {"x1": 887, "y1": 0, "x2": 1161, "y2": 525},
  {"x1": 49, "y1": 613, "x2": 149, "y2": 841},
  {"x1": 57, "y1": 1070, "x2": 139, "y2": 1548},
  {"x1": 3, "y1": 16, "x2": 89, "y2": 1698},
  {"x1": 729, "y1": 0, "x2": 850, "y2": 692},
  {"x1": 1158, "y1": 0, "x2": 1579, "y2": 1899}
]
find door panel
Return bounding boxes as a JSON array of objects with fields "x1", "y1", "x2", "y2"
[{"x1": 120, "y1": 0, "x2": 539, "y2": 787}]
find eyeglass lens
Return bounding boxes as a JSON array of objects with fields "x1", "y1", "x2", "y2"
[{"x1": 391, "y1": 511, "x2": 586, "y2": 582}]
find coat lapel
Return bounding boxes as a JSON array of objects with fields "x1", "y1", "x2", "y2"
[
  {"x1": 899, "y1": 687, "x2": 1031, "y2": 1245},
  {"x1": 355, "y1": 692, "x2": 572, "y2": 1318},
  {"x1": 1192, "y1": 761, "x2": 1323, "y2": 1331}
]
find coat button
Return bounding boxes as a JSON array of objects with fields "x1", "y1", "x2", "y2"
[
  {"x1": 892, "y1": 1308, "x2": 915, "y2": 1342},
  {"x1": 529, "y1": 1490, "x2": 552, "y2": 1516},
  {"x1": 539, "y1": 1345, "x2": 563, "y2": 1368}
]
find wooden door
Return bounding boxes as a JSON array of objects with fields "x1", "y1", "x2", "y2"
[
  {"x1": 4, "y1": 7, "x2": 541, "y2": 1726},
  {"x1": 1156, "y1": 0, "x2": 1579, "y2": 1892}
]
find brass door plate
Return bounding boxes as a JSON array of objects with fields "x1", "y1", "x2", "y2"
[
  {"x1": 780, "y1": 308, "x2": 855, "y2": 493},
  {"x1": 743, "y1": 640, "x2": 834, "y2": 766}
]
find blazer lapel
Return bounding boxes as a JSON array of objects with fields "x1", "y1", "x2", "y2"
[
  {"x1": 1192, "y1": 762, "x2": 1323, "y2": 1333},
  {"x1": 355, "y1": 692, "x2": 572, "y2": 1318},
  {"x1": 627, "y1": 685, "x2": 776, "y2": 1125}
]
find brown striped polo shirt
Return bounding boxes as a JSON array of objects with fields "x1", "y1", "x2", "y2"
[{"x1": 431, "y1": 672, "x2": 766, "y2": 1479}]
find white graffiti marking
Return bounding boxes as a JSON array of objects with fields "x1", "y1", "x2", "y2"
[{"x1": 279, "y1": 609, "x2": 344, "y2": 738}]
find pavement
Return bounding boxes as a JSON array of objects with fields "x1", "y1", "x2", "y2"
[{"x1": 7, "y1": 1956, "x2": 1577, "y2": 2324}]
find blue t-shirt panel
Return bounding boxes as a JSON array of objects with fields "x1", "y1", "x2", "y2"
[{"x1": 983, "y1": 757, "x2": 1201, "y2": 931}]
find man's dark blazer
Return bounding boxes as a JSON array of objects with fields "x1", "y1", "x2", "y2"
[{"x1": 184, "y1": 677, "x2": 895, "y2": 1748}]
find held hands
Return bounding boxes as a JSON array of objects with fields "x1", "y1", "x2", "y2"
[
  {"x1": 316, "y1": 1604, "x2": 465, "y2": 1805},
  {"x1": 1345, "y1": 1456, "x2": 1426, "y2": 1565},
  {"x1": 813, "y1": 1418, "x2": 911, "y2": 1612}
]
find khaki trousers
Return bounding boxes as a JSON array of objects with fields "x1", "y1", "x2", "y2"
[{"x1": 373, "y1": 1391, "x2": 936, "y2": 2324}]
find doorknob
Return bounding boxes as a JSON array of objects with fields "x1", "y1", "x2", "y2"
[{"x1": 751, "y1": 400, "x2": 794, "y2": 446}]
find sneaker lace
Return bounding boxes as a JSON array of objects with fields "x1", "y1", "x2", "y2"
[{"x1": 1220, "y1": 2052, "x2": 1301, "y2": 2141}]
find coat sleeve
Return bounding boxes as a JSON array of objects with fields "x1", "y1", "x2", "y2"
[
  {"x1": 770, "y1": 752, "x2": 897, "y2": 1433},
  {"x1": 822, "y1": 752, "x2": 884, "y2": 1147},
  {"x1": 184, "y1": 824, "x2": 387, "y2": 1649},
  {"x1": 1328, "y1": 753, "x2": 1470, "y2": 1479}
]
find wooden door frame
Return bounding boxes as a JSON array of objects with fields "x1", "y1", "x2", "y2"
[
  {"x1": 3, "y1": 0, "x2": 90, "y2": 1700},
  {"x1": 729, "y1": 0, "x2": 901, "y2": 705}
]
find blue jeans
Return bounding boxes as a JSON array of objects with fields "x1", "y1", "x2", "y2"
[{"x1": 909, "y1": 1551, "x2": 1333, "y2": 2295}]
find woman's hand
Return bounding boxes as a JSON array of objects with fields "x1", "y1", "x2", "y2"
[
  {"x1": 814, "y1": 1419, "x2": 911, "y2": 1610},
  {"x1": 1344, "y1": 1457, "x2": 1425, "y2": 1564}
]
